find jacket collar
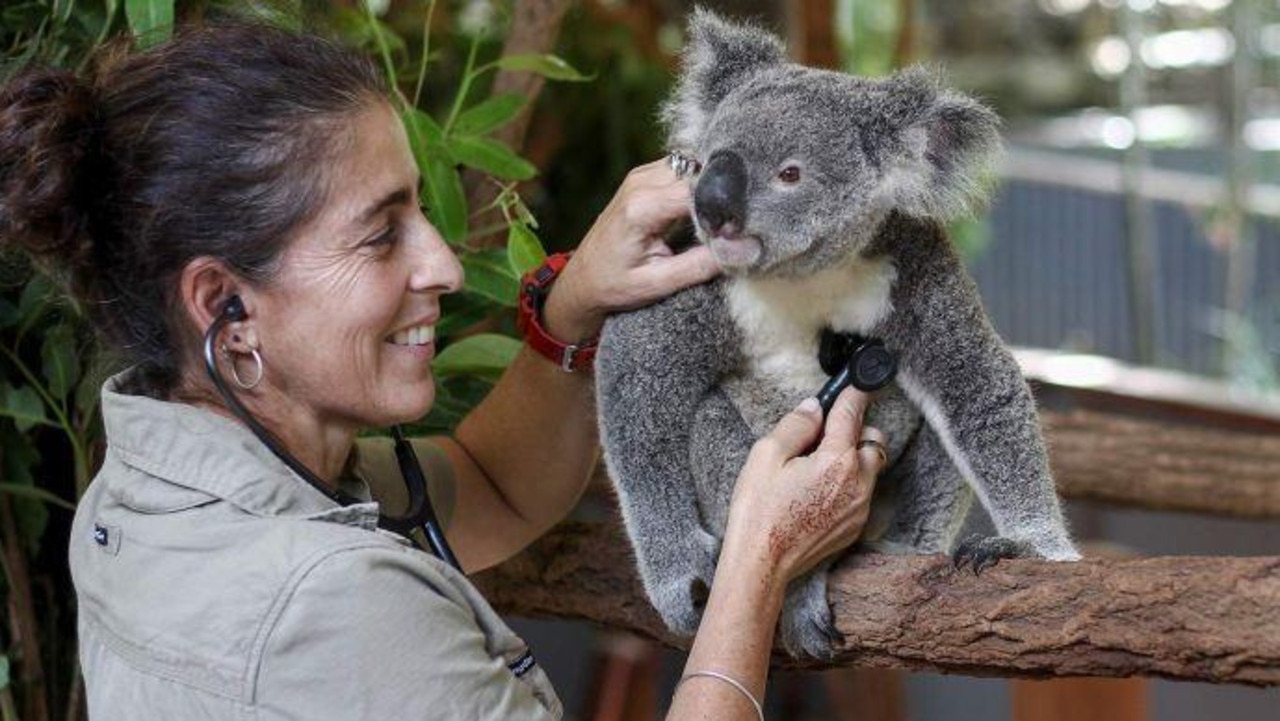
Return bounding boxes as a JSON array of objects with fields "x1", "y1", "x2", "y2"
[{"x1": 100, "y1": 370, "x2": 379, "y2": 529}]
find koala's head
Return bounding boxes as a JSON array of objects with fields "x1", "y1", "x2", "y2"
[{"x1": 662, "y1": 8, "x2": 1001, "y2": 277}]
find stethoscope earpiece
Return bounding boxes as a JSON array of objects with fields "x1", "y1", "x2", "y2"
[{"x1": 201, "y1": 294, "x2": 458, "y2": 569}]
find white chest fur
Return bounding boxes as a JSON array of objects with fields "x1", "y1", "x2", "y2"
[{"x1": 725, "y1": 257, "x2": 897, "y2": 395}]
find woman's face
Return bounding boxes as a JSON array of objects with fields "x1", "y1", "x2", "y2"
[{"x1": 247, "y1": 101, "x2": 463, "y2": 432}]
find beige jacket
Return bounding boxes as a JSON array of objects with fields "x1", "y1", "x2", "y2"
[{"x1": 69, "y1": 373, "x2": 562, "y2": 720}]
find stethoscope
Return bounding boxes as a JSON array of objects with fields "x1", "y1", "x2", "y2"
[{"x1": 202, "y1": 295, "x2": 461, "y2": 570}]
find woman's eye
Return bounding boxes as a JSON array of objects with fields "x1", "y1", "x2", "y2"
[
  {"x1": 778, "y1": 166, "x2": 801, "y2": 184},
  {"x1": 368, "y1": 226, "x2": 398, "y2": 248}
]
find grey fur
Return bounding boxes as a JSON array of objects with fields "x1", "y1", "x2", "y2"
[{"x1": 596, "y1": 8, "x2": 1078, "y2": 660}]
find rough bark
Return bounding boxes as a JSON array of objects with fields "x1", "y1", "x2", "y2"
[
  {"x1": 472, "y1": 521, "x2": 1280, "y2": 686},
  {"x1": 1043, "y1": 408, "x2": 1280, "y2": 519}
]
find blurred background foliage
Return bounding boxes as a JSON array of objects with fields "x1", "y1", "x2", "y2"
[{"x1": 2, "y1": 0, "x2": 1279, "y2": 719}]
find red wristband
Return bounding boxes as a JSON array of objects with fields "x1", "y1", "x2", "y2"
[{"x1": 517, "y1": 252, "x2": 598, "y2": 373}]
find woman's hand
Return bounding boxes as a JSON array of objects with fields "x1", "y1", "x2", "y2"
[
  {"x1": 541, "y1": 158, "x2": 721, "y2": 343},
  {"x1": 724, "y1": 387, "x2": 887, "y2": 585}
]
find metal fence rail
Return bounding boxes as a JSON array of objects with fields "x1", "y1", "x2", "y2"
[{"x1": 969, "y1": 148, "x2": 1280, "y2": 379}]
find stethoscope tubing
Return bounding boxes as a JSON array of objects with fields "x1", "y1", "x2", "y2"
[{"x1": 201, "y1": 296, "x2": 460, "y2": 570}]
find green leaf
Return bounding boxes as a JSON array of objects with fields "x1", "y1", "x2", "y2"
[
  {"x1": 494, "y1": 53, "x2": 592, "y2": 82},
  {"x1": 432, "y1": 333, "x2": 521, "y2": 380},
  {"x1": 0, "y1": 654, "x2": 9, "y2": 690},
  {"x1": 53, "y1": 0, "x2": 75, "y2": 24},
  {"x1": 436, "y1": 295, "x2": 495, "y2": 339},
  {"x1": 75, "y1": 358, "x2": 107, "y2": 422},
  {"x1": 453, "y1": 93, "x2": 527, "y2": 136},
  {"x1": 506, "y1": 224, "x2": 546, "y2": 277},
  {"x1": 0, "y1": 385, "x2": 48, "y2": 431},
  {"x1": 17, "y1": 273, "x2": 53, "y2": 327},
  {"x1": 41, "y1": 323, "x2": 79, "y2": 400},
  {"x1": 460, "y1": 250, "x2": 519, "y2": 306},
  {"x1": 450, "y1": 135, "x2": 536, "y2": 181},
  {"x1": 0, "y1": 298, "x2": 19, "y2": 329},
  {"x1": 125, "y1": 0, "x2": 173, "y2": 47},
  {"x1": 402, "y1": 108, "x2": 467, "y2": 243},
  {"x1": 1, "y1": 432, "x2": 46, "y2": 553},
  {"x1": 0, "y1": 483, "x2": 75, "y2": 511}
]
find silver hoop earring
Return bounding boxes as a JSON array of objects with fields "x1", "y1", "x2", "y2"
[{"x1": 227, "y1": 347, "x2": 264, "y2": 390}]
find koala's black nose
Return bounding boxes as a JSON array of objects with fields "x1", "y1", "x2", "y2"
[{"x1": 694, "y1": 150, "x2": 748, "y2": 238}]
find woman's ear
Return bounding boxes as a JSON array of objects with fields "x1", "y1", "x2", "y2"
[{"x1": 179, "y1": 256, "x2": 258, "y2": 353}]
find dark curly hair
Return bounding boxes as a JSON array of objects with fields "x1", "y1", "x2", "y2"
[{"x1": 0, "y1": 22, "x2": 388, "y2": 398}]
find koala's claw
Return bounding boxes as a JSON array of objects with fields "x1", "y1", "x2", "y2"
[
  {"x1": 779, "y1": 571, "x2": 841, "y2": 659},
  {"x1": 952, "y1": 534, "x2": 1034, "y2": 575}
]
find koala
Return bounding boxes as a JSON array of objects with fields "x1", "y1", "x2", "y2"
[{"x1": 594, "y1": 8, "x2": 1080, "y2": 660}]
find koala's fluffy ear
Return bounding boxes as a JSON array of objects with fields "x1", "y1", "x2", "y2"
[
  {"x1": 661, "y1": 7, "x2": 787, "y2": 150},
  {"x1": 878, "y1": 68, "x2": 1002, "y2": 221}
]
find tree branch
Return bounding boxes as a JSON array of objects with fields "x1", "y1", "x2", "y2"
[
  {"x1": 472, "y1": 520, "x2": 1280, "y2": 686},
  {"x1": 1045, "y1": 407, "x2": 1280, "y2": 518}
]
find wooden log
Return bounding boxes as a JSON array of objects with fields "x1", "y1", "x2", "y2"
[
  {"x1": 472, "y1": 521, "x2": 1280, "y2": 686},
  {"x1": 1044, "y1": 408, "x2": 1280, "y2": 518}
]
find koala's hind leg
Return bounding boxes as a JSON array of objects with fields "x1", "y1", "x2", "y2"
[{"x1": 875, "y1": 422, "x2": 973, "y2": 555}]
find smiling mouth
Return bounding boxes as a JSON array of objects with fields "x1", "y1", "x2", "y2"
[{"x1": 386, "y1": 323, "x2": 436, "y2": 347}]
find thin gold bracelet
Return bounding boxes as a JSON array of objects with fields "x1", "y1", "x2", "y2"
[{"x1": 675, "y1": 670, "x2": 765, "y2": 720}]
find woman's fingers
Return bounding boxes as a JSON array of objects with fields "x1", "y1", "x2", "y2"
[
  {"x1": 758, "y1": 398, "x2": 824, "y2": 461},
  {"x1": 856, "y1": 425, "x2": 888, "y2": 478},
  {"x1": 815, "y1": 386, "x2": 869, "y2": 457},
  {"x1": 632, "y1": 244, "x2": 721, "y2": 300}
]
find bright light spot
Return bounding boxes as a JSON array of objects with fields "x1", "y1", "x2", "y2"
[
  {"x1": 1102, "y1": 117, "x2": 1136, "y2": 149},
  {"x1": 1040, "y1": 355, "x2": 1123, "y2": 388},
  {"x1": 1040, "y1": 0, "x2": 1092, "y2": 14},
  {"x1": 1159, "y1": 0, "x2": 1231, "y2": 10},
  {"x1": 1092, "y1": 36, "x2": 1132, "y2": 76},
  {"x1": 1141, "y1": 28, "x2": 1235, "y2": 69},
  {"x1": 1134, "y1": 105, "x2": 1202, "y2": 144},
  {"x1": 1262, "y1": 25, "x2": 1280, "y2": 56},
  {"x1": 1128, "y1": 0, "x2": 1157, "y2": 11},
  {"x1": 1245, "y1": 119, "x2": 1280, "y2": 151},
  {"x1": 366, "y1": 0, "x2": 390, "y2": 15}
]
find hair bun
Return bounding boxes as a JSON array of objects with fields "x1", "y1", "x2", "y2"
[{"x1": 0, "y1": 68, "x2": 100, "y2": 266}]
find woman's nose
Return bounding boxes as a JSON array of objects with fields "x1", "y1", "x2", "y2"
[{"x1": 408, "y1": 225, "x2": 464, "y2": 294}]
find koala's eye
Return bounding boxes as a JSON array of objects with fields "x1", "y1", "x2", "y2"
[{"x1": 778, "y1": 165, "x2": 802, "y2": 184}]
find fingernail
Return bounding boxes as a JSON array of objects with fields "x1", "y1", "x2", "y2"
[{"x1": 796, "y1": 397, "x2": 820, "y2": 415}]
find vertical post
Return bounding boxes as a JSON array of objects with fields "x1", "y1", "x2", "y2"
[
  {"x1": 1120, "y1": 1, "x2": 1158, "y2": 365},
  {"x1": 1223, "y1": 0, "x2": 1259, "y2": 376}
]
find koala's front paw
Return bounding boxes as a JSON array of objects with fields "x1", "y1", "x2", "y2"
[
  {"x1": 951, "y1": 533, "x2": 1035, "y2": 575},
  {"x1": 779, "y1": 572, "x2": 841, "y2": 659},
  {"x1": 646, "y1": 529, "x2": 720, "y2": 637}
]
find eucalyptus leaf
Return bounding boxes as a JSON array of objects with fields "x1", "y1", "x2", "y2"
[
  {"x1": 17, "y1": 273, "x2": 53, "y2": 328},
  {"x1": 1, "y1": 431, "x2": 47, "y2": 553},
  {"x1": 54, "y1": 0, "x2": 74, "y2": 24},
  {"x1": 41, "y1": 323, "x2": 79, "y2": 400},
  {"x1": 432, "y1": 333, "x2": 521, "y2": 380},
  {"x1": 506, "y1": 224, "x2": 546, "y2": 277},
  {"x1": 449, "y1": 135, "x2": 536, "y2": 181},
  {"x1": 436, "y1": 296, "x2": 495, "y2": 339},
  {"x1": 453, "y1": 93, "x2": 526, "y2": 136},
  {"x1": 494, "y1": 53, "x2": 592, "y2": 82},
  {"x1": 402, "y1": 108, "x2": 467, "y2": 243},
  {"x1": 0, "y1": 384, "x2": 48, "y2": 431},
  {"x1": 0, "y1": 298, "x2": 19, "y2": 329},
  {"x1": 0, "y1": 483, "x2": 75, "y2": 511},
  {"x1": 124, "y1": 0, "x2": 173, "y2": 48},
  {"x1": 460, "y1": 251, "x2": 519, "y2": 306}
]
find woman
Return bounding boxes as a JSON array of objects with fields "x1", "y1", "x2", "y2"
[{"x1": 0, "y1": 21, "x2": 885, "y2": 720}]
